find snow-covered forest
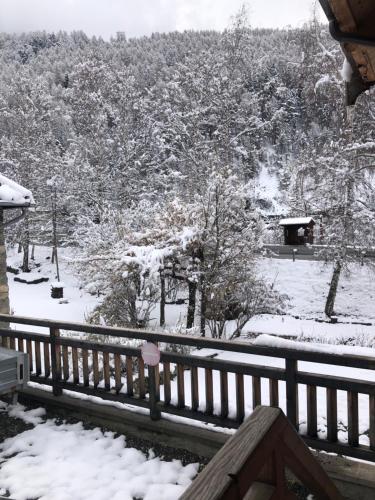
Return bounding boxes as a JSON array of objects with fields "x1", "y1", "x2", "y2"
[{"x1": 1, "y1": 12, "x2": 375, "y2": 336}]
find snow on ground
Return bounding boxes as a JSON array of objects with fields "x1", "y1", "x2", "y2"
[
  {"x1": 7, "y1": 246, "x2": 99, "y2": 331},
  {"x1": 0, "y1": 403, "x2": 198, "y2": 500},
  {"x1": 258, "y1": 257, "x2": 375, "y2": 321},
  {"x1": 243, "y1": 314, "x2": 375, "y2": 344}
]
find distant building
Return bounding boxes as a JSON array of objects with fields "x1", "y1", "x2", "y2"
[{"x1": 279, "y1": 217, "x2": 315, "y2": 246}]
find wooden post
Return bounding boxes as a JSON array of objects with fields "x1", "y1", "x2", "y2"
[
  {"x1": 148, "y1": 364, "x2": 161, "y2": 420},
  {"x1": 0, "y1": 209, "x2": 10, "y2": 345},
  {"x1": 50, "y1": 327, "x2": 62, "y2": 396},
  {"x1": 286, "y1": 358, "x2": 298, "y2": 429},
  {"x1": 148, "y1": 340, "x2": 161, "y2": 421}
]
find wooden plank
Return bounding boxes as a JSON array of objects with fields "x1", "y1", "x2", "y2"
[
  {"x1": 180, "y1": 406, "x2": 286, "y2": 500},
  {"x1": 103, "y1": 352, "x2": 110, "y2": 390},
  {"x1": 50, "y1": 327, "x2": 62, "y2": 396},
  {"x1": 27, "y1": 340, "x2": 33, "y2": 372},
  {"x1": 286, "y1": 359, "x2": 298, "y2": 429},
  {"x1": 82, "y1": 349, "x2": 89, "y2": 387},
  {"x1": 370, "y1": 395, "x2": 375, "y2": 451},
  {"x1": 243, "y1": 482, "x2": 275, "y2": 500},
  {"x1": 303, "y1": 436, "x2": 375, "y2": 463},
  {"x1": 126, "y1": 356, "x2": 133, "y2": 396},
  {"x1": 297, "y1": 371, "x2": 375, "y2": 395},
  {"x1": 138, "y1": 357, "x2": 145, "y2": 398},
  {"x1": 177, "y1": 364, "x2": 185, "y2": 408},
  {"x1": 269, "y1": 379, "x2": 279, "y2": 407},
  {"x1": 252, "y1": 376, "x2": 261, "y2": 409},
  {"x1": 348, "y1": 391, "x2": 359, "y2": 447},
  {"x1": 92, "y1": 349, "x2": 99, "y2": 388},
  {"x1": 327, "y1": 388, "x2": 337, "y2": 442},
  {"x1": 54, "y1": 380, "x2": 150, "y2": 410},
  {"x1": 154, "y1": 362, "x2": 160, "y2": 401},
  {"x1": 163, "y1": 362, "x2": 171, "y2": 405},
  {"x1": 114, "y1": 354, "x2": 122, "y2": 394},
  {"x1": 62, "y1": 346, "x2": 69, "y2": 381},
  {"x1": 220, "y1": 371, "x2": 228, "y2": 419},
  {"x1": 281, "y1": 425, "x2": 343, "y2": 500},
  {"x1": 307, "y1": 385, "x2": 317, "y2": 438},
  {"x1": 148, "y1": 365, "x2": 161, "y2": 420},
  {"x1": 35, "y1": 340, "x2": 41, "y2": 376},
  {"x1": 236, "y1": 373, "x2": 245, "y2": 423},
  {"x1": 18, "y1": 337, "x2": 24, "y2": 352},
  {"x1": 205, "y1": 368, "x2": 213, "y2": 415},
  {"x1": 191, "y1": 366, "x2": 199, "y2": 411},
  {"x1": 43, "y1": 342, "x2": 50, "y2": 378},
  {"x1": 72, "y1": 347, "x2": 80, "y2": 385}
]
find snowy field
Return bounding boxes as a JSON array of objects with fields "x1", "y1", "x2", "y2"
[
  {"x1": 7, "y1": 246, "x2": 375, "y2": 343},
  {"x1": 0, "y1": 402, "x2": 197, "y2": 500}
]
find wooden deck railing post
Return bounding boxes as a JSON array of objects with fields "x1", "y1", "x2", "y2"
[
  {"x1": 286, "y1": 358, "x2": 298, "y2": 429},
  {"x1": 148, "y1": 365, "x2": 161, "y2": 420},
  {"x1": 50, "y1": 327, "x2": 62, "y2": 396}
]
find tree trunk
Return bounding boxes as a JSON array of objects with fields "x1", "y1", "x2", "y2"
[
  {"x1": 200, "y1": 281, "x2": 206, "y2": 337},
  {"x1": 160, "y1": 272, "x2": 165, "y2": 327},
  {"x1": 186, "y1": 280, "x2": 197, "y2": 329},
  {"x1": 325, "y1": 260, "x2": 342, "y2": 318},
  {"x1": 22, "y1": 227, "x2": 30, "y2": 273}
]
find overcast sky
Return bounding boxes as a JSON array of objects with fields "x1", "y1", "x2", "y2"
[{"x1": 0, "y1": 0, "x2": 326, "y2": 39}]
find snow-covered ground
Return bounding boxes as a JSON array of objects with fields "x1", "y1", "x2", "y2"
[
  {"x1": 0, "y1": 402, "x2": 197, "y2": 500},
  {"x1": 258, "y1": 257, "x2": 375, "y2": 322},
  {"x1": 7, "y1": 246, "x2": 375, "y2": 343},
  {"x1": 7, "y1": 246, "x2": 99, "y2": 329}
]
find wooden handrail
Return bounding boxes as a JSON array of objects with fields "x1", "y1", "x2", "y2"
[
  {"x1": 1, "y1": 314, "x2": 375, "y2": 369},
  {"x1": 180, "y1": 406, "x2": 343, "y2": 500}
]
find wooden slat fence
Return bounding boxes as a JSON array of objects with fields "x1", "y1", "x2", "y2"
[{"x1": 0, "y1": 314, "x2": 375, "y2": 462}]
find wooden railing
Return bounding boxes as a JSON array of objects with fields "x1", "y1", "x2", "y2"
[
  {"x1": 0, "y1": 314, "x2": 375, "y2": 462},
  {"x1": 181, "y1": 405, "x2": 343, "y2": 500}
]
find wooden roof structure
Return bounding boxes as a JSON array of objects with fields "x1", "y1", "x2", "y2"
[{"x1": 319, "y1": 0, "x2": 375, "y2": 104}]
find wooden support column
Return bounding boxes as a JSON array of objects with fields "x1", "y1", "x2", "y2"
[{"x1": 0, "y1": 209, "x2": 10, "y2": 346}]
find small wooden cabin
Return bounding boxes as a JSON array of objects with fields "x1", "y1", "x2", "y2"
[{"x1": 279, "y1": 217, "x2": 315, "y2": 246}]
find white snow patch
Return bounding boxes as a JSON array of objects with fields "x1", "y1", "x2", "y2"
[
  {"x1": 253, "y1": 334, "x2": 375, "y2": 358},
  {"x1": 7, "y1": 404, "x2": 46, "y2": 425},
  {"x1": 279, "y1": 217, "x2": 314, "y2": 226},
  {"x1": 0, "y1": 420, "x2": 198, "y2": 500},
  {"x1": 340, "y1": 57, "x2": 353, "y2": 82}
]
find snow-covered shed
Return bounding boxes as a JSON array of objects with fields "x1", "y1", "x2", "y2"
[
  {"x1": 279, "y1": 217, "x2": 315, "y2": 246},
  {"x1": 0, "y1": 174, "x2": 35, "y2": 209}
]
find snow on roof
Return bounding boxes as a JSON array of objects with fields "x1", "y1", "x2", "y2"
[
  {"x1": 279, "y1": 217, "x2": 314, "y2": 226},
  {"x1": 0, "y1": 174, "x2": 35, "y2": 208}
]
